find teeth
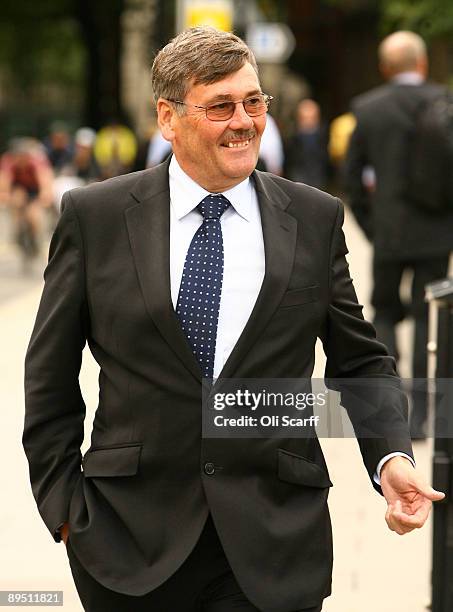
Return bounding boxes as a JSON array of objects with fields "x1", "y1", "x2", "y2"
[{"x1": 227, "y1": 140, "x2": 250, "y2": 148}]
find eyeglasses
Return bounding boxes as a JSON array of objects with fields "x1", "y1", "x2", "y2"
[{"x1": 167, "y1": 93, "x2": 273, "y2": 121}]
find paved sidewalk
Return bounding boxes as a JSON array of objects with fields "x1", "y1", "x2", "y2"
[{"x1": 0, "y1": 208, "x2": 434, "y2": 611}]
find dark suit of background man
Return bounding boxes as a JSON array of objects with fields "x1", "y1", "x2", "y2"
[
  {"x1": 24, "y1": 27, "x2": 444, "y2": 612},
  {"x1": 346, "y1": 30, "x2": 453, "y2": 439},
  {"x1": 285, "y1": 99, "x2": 330, "y2": 190}
]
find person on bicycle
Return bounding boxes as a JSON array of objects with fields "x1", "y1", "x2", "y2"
[{"x1": 0, "y1": 138, "x2": 54, "y2": 259}]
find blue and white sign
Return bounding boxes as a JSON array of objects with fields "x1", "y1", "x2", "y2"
[{"x1": 246, "y1": 22, "x2": 296, "y2": 63}]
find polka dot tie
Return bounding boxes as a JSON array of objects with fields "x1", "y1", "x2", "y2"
[{"x1": 176, "y1": 194, "x2": 231, "y2": 380}]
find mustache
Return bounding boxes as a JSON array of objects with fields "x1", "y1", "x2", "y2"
[{"x1": 221, "y1": 130, "x2": 256, "y2": 143}]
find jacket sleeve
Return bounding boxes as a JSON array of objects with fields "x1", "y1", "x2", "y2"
[
  {"x1": 319, "y1": 200, "x2": 413, "y2": 492},
  {"x1": 23, "y1": 191, "x2": 88, "y2": 541},
  {"x1": 344, "y1": 121, "x2": 374, "y2": 241}
]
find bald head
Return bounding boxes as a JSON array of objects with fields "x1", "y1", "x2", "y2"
[{"x1": 378, "y1": 31, "x2": 427, "y2": 79}]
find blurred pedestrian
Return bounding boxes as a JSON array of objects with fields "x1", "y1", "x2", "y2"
[
  {"x1": 346, "y1": 31, "x2": 453, "y2": 439},
  {"x1": 146, "y1": 127, "x2": 172, "y2": 167},
  {"x1": 285, "y1": 99, "x2": 330, "y2": 188},
  {"x1": 51, "y1": 128, "x2": 100, "y2": 214},
  {"x1": 94, "y1": 121, "x2": 137, "y2": 179},
  {"x1": 257, "y1": 113, "x2": 284, "y2": 175},
  {"x1": 0, "y1": 138, "x2": 53, "y2": 266},
  {"x1": 328, "y1": 112, "x2": 356, "y2": 167},
  {"x1": 72, "y1": 127, "x2": 100, "y2": 183},
  {"x1": 43, "y1": 121, "x2": 73, "y2": 175},
  {"x1": 132, "y1": 121, "x2": 166, "y2": 171}
]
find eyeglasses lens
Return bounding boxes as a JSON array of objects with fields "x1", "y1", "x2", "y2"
[{"x1": 207, "y1": 97, "x2": 269, "y2": 121}]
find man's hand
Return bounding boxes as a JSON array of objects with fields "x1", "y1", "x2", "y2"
[
  {"x1": 60, "y1": 522, "x2": 69, "y2": 545},
  {"x1": 381, "y1": 456, "x2": 445, "y2": 535}
]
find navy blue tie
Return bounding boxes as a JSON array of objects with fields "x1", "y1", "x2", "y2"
[{"x1": 176, "y1": 194, "x2": 230, "y2": 379}]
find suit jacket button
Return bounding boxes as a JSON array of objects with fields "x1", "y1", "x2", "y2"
[{"x1": 204, "y1": 462, "x2": 215, "y2": 475}]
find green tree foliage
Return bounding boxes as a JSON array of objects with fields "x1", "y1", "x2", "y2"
[
  {"x1": 380, "y1": 0, "x2": 453, "y2": 38},
  {"x1": 0, "y1": 0, "x2": 84, "y2": 91},
  {"x1": 255, "y1": 0, "x2": 288, "y2": 21},
  {"x1": 0, "y1": 0, "x2": 126, "y2": 129},
  {"x1": 328, "y1": 0, "x2": 453, "y2": 38}
]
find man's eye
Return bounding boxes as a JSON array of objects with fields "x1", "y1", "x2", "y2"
[
  {"x1": 246, "y1": 97, "x2": 261, "y2": 106},
  {"x1": 210, "y1": 102, "x2": 231, "y2": 111}
]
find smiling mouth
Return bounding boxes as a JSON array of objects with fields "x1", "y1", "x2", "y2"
[{"x1": 222, "y1": 139, "x2": 251, "y2": 148}]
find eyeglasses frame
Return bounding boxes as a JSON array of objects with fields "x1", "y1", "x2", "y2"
[{"x1": 165, "y1": 93, "x2": 273, "y2": 121}]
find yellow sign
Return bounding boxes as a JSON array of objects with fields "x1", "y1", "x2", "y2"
[{"x1": 183, "y1": 1, "x2": 233, "y2": 31}]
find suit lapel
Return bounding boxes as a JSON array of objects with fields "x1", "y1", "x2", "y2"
[
  {"x1": 216, "y1": 171, "x2": 297, "y2": 382},
  {"x1": 125, "y1": 161, "x2": 202, "y2": 381}
]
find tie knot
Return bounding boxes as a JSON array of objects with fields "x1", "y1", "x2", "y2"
[{"x1": 197, "y1": 194, "x2": 230, "y2": 220}]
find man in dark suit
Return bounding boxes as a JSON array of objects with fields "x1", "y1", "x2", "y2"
[
  {"x1": 346, "y1": 30, "x2": 453, "y2": 439},
  {"x1": 24, "y1": 27, "x2": 443, "y2": 612},
  {"x1": 285, "y1": 99, "x2": 330, "y2": 189}
]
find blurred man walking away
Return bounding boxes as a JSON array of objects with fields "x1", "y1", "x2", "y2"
[{"x1": 346, "y1": 31, "x2": 453, "y2": 439}]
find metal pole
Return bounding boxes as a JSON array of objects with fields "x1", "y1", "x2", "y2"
[{"x1": 429, "y1": 284, "x2": 453, "y2": 612}]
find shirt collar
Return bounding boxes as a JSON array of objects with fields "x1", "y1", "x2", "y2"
[
  {"x1": 169, "y1": 155, "x2": 253, "y2": 221},
  {"x1": 391, "y1": 71, "x2": 425, "y2": 85}
]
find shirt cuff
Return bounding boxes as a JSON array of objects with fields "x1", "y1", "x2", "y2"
[{"x1": 374, "y1": 452, "x2": 415, "y2": 485}]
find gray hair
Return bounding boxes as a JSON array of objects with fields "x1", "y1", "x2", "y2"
[
  {"x1": 378, "y1": 31, "x2": 427, "y2": 74},
  {"x1": 151, "y1": 27, "x2": 259, "y2": 113}
]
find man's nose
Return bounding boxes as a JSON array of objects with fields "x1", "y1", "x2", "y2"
[{"x1": 228, "y1": 101, "x2": 254, "y2": 129}]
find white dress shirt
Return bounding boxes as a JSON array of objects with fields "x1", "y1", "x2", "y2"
[
  {"x1": 168, "y1": 155, "x2": 413, "y2": 482},
  {"x1": 391, "y1": 71, "x2": 425, "y2": 85},
  {"x1": 169, "y1": 156, "x2": 265, "y2": 379}
]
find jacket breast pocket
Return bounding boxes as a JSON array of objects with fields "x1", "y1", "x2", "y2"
[
  {"x1": 277, "y1": 448, "x2": 332, "y2": 488},
  {"x1": 82, "y1": 443, "x2": 142, "y2": 477},
  {"x1": 278, "y1": 285, "x2": 319, "y2": 309}
]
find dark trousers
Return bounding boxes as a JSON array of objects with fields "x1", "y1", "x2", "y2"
[
  {"x1": 371, "y1": 255, "x2": 449, "y2": 425},
  {"x1": 66, "y1": 515, "x2": 323, "y2": 612}
]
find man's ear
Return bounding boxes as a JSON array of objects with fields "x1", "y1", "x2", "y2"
[
  {"x1": 416, "y1": 56, "x2": 428, "y2": 78},
  {"x1": 156, "y1": 99, "x2": 176, "y2": 142}
]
